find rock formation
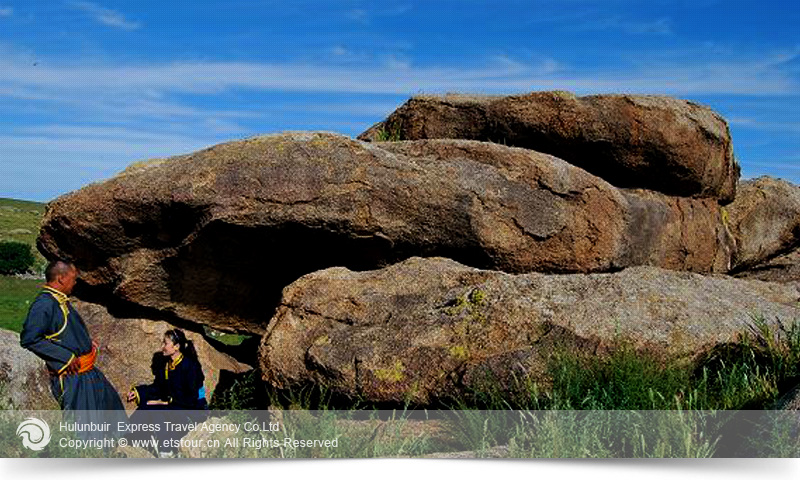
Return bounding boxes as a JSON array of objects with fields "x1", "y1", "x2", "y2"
[
  {"x1": 358, "y1": 92, "x2": 740, "y2": 202},
  {"x1": 260, "y1": 257, "x2": 800, "y2": 406},
  {"x1": 38, "y1": 134, "x2": 733, "y2": 334},
  {"x1": 29, "y1": 90, "x2": 800, "y2": 411},
  {"x1": 726, "y1": 177, "x2": 800, "y2": 270}
]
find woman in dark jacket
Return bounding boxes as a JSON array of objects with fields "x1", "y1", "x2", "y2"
[
  {"x1": 128, "y1": 329, "x2": 207, "y2": 410},
  {"x1": 125, "y1": 329, "x2": 208, "y2": 456}
]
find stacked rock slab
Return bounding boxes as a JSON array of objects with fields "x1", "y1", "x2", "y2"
[
  {"x1": 725, "y1": 177, "x2": 800, "y2": 271},
  {"x1": 259, "y1": 257, "x2": 800, "y2": 406},
  {"x1": 39, "y1": 133, "x2": 733, "y2": 334},
  {"x1": 358, "y1": 92, "x2": 740, "y2": 203}
]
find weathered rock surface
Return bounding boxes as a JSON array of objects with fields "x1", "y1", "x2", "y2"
[
  {"x1": 259, "y1": 257, "x2": 800, "y2": 407},
  {"x1": 726, "y1": 177, "x2": 800, "y2": 270},
  {"x1": 38, "y1": 133, "x2": 733, "y2": 334},
  {"x1": 378, "y1": 140, "x2": 734, "y2": 273},
  {"x1": 0, "y1": 329, "x2": 59, "y2": 409},
  {"x1": 359, "y1": 92, "x2": 740, "y2": 202},
  {"x1": 74, "y1": 301, "x2": 251, "y2": 412},
  {"x1": 735, "y1": 248, "x2": 800, "y2": 289}
]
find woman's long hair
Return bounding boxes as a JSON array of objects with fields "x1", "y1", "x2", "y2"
[{"x1": 164, "y1": 328, "x2": 198, "y2": 361}]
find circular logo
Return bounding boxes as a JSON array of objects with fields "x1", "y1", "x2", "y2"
[{"x1": 16, "y1": 417, "x2": 51, "y2": 451}]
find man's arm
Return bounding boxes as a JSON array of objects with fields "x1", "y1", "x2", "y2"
[{"x1": 20, "y1": 298, "x2": 77, "y2": 373}]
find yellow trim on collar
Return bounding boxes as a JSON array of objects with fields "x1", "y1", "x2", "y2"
[
  {"x1": 42, "y1": 285, "x2": 68, "y2": 300},
  {"x1": 165, "y1": 353, "x2": 184, "y2": 380},
  {"x1": 171, "y1": 353, "x2": 184, "y2": 369},
  {"x1": 41, "y1": 287, "x2": 70, "y2": 340}
]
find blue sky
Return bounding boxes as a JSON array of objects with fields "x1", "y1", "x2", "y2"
[{"x1": 1, "y1": 1, "x2": 798, "y2": 202}]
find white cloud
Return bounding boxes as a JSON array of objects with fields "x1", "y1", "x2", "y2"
[
  {"x1": 525, "y1": 10, "x2": 673, "y2": 35},
  {"x1": 346, "y1": 9, "x2": 368, "y2": 24},
  {"x1": 571, "y1": 16, "x2": 673, "y2": 35},
  {"x1": 746, "y1": 159, "x2": 800, "y2": 168},
  {"x1": 278, "y1": 102, "x2": 399, "y2": 117},
  {"x1": 327, "y1": 45, "x2": 372, "y2": 64},
  {"x1": 14, "y1": 124, "x2": 210, "y2": 143},
  {"x1": 68, "y1": 1, "x2": 140, "y2": 30},
  {"x1": 0, "y1": 7, "x2": 12, "y2": 16},
  {"x1": 1, "y1": 47, "x2": 795, "y2": 99},
  {"x1": 332, "y1": 46, "x2": 350, "y2": 57},
  {"x1": 203, "y1": 117, "x2": 249, "y2": 135},
  {"x1": 346, "y1": 5, "x2": 411, "y2": 24},
  {"x1": 729, "y1": 118, "x2": 800, "y2": 134}
]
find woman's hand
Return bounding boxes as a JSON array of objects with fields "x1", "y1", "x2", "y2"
[
  {"x1": 146, "y1": 400, "x2": 168, "y2": 406},
  {"x1": 126, "y1": 390, "x2": 136, "y2": 402}
]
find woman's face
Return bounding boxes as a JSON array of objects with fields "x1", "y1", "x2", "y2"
[{"x1": 162, "y1": 336, "x2": 180, "y2": 357}]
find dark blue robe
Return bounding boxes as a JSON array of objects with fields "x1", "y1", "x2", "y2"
[
  {"x1": 20, "y1": 287, "x2": 125, "y2": 412},
  {"x1": 133, "y1": 352, "x2": 207, "y2": 410},
  {"x1": 127, "y1": 353, "x2": 208, "y2": 451}
]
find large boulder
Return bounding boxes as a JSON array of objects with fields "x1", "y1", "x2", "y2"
[
  {"x1": 0, "y1": 329, "x2": 59, "y2": 410},
  {"x1": 74, "y1": 301, "x2": 251, "y2": 413},
  {"x1": 259, "y1": 257, "x2": 800, "y2": 407},
  {"x1": 726, "y1": 177, "x2": 800, "y2": 270},
  {"x1": 38, "y1": 134, "x2": 733, "y2": 334},
  {"x1": 377, "y1": 140, "x2": 734, "y2": 274},
  {"x1": 358, "y1": 92, "x2": 740, "y2": 203}
]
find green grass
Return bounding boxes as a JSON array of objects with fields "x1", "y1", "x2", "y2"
[
  {"x1": 0, "y1": 197, "x2": 46, "y2": 273},
  {"x1": 457, "y1": 315, "x2": 800, "y2": 412},
  {"x1": 374, "y1": 122, "x2": 403, "y2": 141},
  {"x1": 0, "y1": 275, "x2": 42, "y2": 332},
  {"x1": 441, "y1": 315, "x2": 800, "y2": 457},
  {"x1": 202, "y1": 325, "x2": 251, "y2": 346},
  {"x1": 203, "y1": 315, "x2": 800, "y2": 458}
]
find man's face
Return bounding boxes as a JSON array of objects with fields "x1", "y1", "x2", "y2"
[{"x1": 58, "y1": 266, "x2": 79, "y2": 295}]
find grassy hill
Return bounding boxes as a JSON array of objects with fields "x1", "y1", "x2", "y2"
[
  {"x1": 0, "y1": 276, "x2": 40, "y2": 332},
  {"x1": 0, "y1": 197, "x2": 47, "y2": 272},
  {"x1": 0, "y1": 197, "x2": 46, "y2": 332}
]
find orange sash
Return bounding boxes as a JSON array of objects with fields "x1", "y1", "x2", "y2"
[
  {"x1": 75, "y1": 346, "x2": 97, "y2": 374},
  {"x1": 52, "y1": 347, "x2": 97, "y2": 376}
]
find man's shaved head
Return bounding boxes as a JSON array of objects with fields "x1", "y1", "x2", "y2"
[{"x1": 45, "y1": 260, "x2": 76, "y2": 283}]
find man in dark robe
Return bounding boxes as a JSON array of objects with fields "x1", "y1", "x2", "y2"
[{"x1": 20, "y1": 260, "x2": 125, "y2": 412}]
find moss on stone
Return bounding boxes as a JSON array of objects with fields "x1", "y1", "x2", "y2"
[
  {"x1": 449, "y1": 345, "x2": 469, "y2": 361},
  {"x1": 374, "y1": 360, "x2": 405, "y2": 383}
]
